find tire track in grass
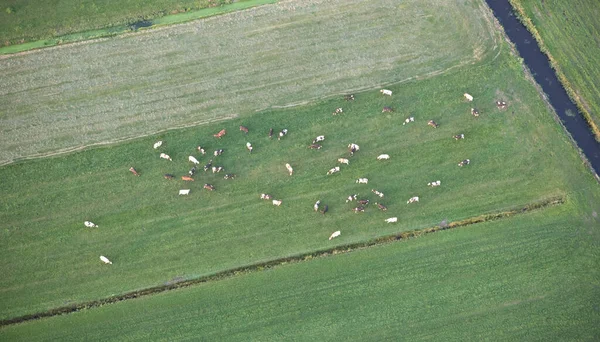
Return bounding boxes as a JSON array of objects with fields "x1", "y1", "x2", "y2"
[{"x1": 0, "y1": 196, "x2": 564, "y2": 327}]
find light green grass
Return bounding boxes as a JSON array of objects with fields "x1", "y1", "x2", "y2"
[
  {"x1": 2, "y1": 201, "x2": 598, "y2": 340},
  {"x1": 0, "y1": 0, "x2": 497, "y2": 165},
  {"x1": 511, "y1": 0, "x2": 600, "y2": 139},
  {"x1": 0, "y1": 43, "x2": 595, "y2": 320}
]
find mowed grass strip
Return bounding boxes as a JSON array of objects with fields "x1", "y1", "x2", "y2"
[
  {"x1": 510, "y1": 0, "x2": 600, "y2": 139},
  {"x1": 0, "y1": 0, "x2": 497, "y2": 164},
  {"x1": 0, "y1": 47, "x2": 590, "y2": 319},
  {"x1": 2, "y1": 201, "x2": 599, "y2": 340}
]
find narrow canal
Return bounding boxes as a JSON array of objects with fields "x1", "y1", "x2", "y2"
[{"x1": 485, "y1": 0, "x2": 600, "y2": 176}]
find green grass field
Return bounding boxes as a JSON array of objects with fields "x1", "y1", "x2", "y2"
[
  {"x1": 511, "y1": 0, "x2": 600, "y2": 139},
  {"x1": 0, "y1": 0, "x2": 496, "y2": 165}
]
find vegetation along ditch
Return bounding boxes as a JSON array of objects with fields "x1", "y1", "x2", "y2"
[{"x1": 486, "y1": 0, "x2": 600, "y2": 176}]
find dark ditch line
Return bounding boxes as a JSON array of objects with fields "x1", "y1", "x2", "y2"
[{"x1": 0, "y1": 196, "x2": 564, "y2": 327}]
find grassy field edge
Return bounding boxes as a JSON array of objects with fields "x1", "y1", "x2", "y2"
[
  {"x1": 0, "y1": 0, "x2": 278, "y2": 56},
  {"x1": 509, "y1": 0, "x2": 600, "y2": 141},
  {"x1": 0, "y1": 196, "x2": 564, "y2": 327}
]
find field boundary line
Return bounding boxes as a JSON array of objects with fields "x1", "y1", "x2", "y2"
[{"x1": 0, "y1": 196, "x2": 564, "y2": 327}]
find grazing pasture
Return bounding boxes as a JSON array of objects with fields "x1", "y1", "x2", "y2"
[
  {"x1": 2, "y1": 202, "x2": 599, "y2": 340},
  {"x1": 0, "y1": 46, "x2": 593, "y2": 319},
  {"x1": 0, "y1": 0, "x2": 497, "y2": 165},
  {"x1": 510, "y1": 0, "x2": 600, "y2": 139}
]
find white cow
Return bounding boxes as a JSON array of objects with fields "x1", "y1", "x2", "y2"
[
  {"x1": 337, "y1": 158, "x2": 349, "y2": 165},
  {"x1": 380, "y1": 89, "x2": 393, "y2": 96},
  {"x1": 189, "y1": 156, "x2": 200, "y2": 165},
  {"x1": 100, "y1": 255, "x2": 112, "y2": 264},
  {"x1": 246, "y1": 142, "x2": 253, "y2": 153},
  {"x1": 407, "y1": 196, "x2": 419, "y2": 204},
  {"x1": 160, "y1": 153, "x2": 172, "y2": 161},
  {"x1": 272, "y1": 199, "x2": 282, "y2": 206},
  {"x1": 285, "y1": 163, "x2": 294, "y2": 176},
  {"x1": 153, "y1": 141, "x2": 163, "y2": 149},
  {"x1": 464, "y1": 93, "x2": 474, "y2": 101},
  {"x1": 313, "y1": 135, "x2": 325, "y2": 143},
  {"x1": 428, "y1": 180, "x2": 441, "y2": 187},
  {"x1": 385, "y1": 217, "x2": 398, "y2": 223},
  {"x1": 356, "y1": 178, "x2": 369, "y2": 184},
  {"x1": 329, "y1": 230, "x2": 341, "y2": 240},
  {"x1": 377, "y1": 154, "x2": 390, "y2": 160},
  {"x1": 403, "y1": 117, "x2": 415, "y2": 125},
  {"x1": 179, "y1": 189, "x2": 190, "y2": 195},
  {"x1": 84, "y1": 221, "x2": 98, "y2": 228},
  {"x1": 327, "y1": 166, "x2": 340, "y2": 175},
  {"x1": 314, "y1": 200, "x2": 321, "y2": 212},
  {"x1": 372, "y1": 189, "x2": 384, "y2": 198}
]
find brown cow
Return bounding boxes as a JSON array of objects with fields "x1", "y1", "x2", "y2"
[
  {"x1": 129, "y1": 167, "x2": 140, "y2": 176},
  {"x1": 496, "y1": 100, "x2": 507, "y2": 109},
  {"x1": 428, "y1": 120, "x2": 439, "y2": 128},
  {"x1": 164, "y1": 174, "x2": 175, "y2": 180},
  {"x1": 382, "y1": 106, "x2": 394, "y2": 113},
  {"x1": 213, "y1": 129, "x2": 226, "y2": 138},
  {"x1": 182, "y1": 176, "x2": 194, "y2": 182},
  {"x1": 358, "y1": 199, "x2": 369, "y2": 205},
  {"x1": 375, "y1": 203, "x2": 387, "y2": 211},
  {"x1": 204, "y1": 184, "x2": 215, "y2": 191},
  {"x1": 309, "y1": 144, "x2": 322, "y2": 150},
  {"x1": 352, "y1": 206, "x2": 365, "y2": 213},
  {"x1": 240, "y1": 126, "x2": 249, "y2": 134}
]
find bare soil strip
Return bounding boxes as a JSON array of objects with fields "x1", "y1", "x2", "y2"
[{"x1": 0, "y1": 196, "x2": 563, "y2": 327}]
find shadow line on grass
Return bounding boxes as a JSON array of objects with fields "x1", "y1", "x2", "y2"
[{"x1": 0, "y1": 196, "x2": 564, "y2": 327}]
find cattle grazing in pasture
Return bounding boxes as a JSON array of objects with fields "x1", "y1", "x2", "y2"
[
  {"x1": 496, "y1": 100, "x2": 507, "y2": 109},
  {"x1": 471, "y1": 108, "x2": 480, "y2": 117},
  {"x1": 189, "y1": 166, "x2": 197, "y2": 176},
  {"x1": 212, "y1": 166, "x2": 224, "y2": 173},
  {"x1": 203, "y1": 184, "x2": 215, "y2": 191},
  {"x1": 358, "y1": 199, "x2": 369, "y2": 205},
  {"x1": 344, "y1": 94, "x2": 355, "y2": 101},
  {"x1": 464, "y1": 93, "x2": 474, "y2": 101},
  {"x1": 181, "y1": 176, "x2": 194, "y2": 182},
  {"x1": 129, "y1": 167, "x2": 140, "y2": 176},
  {"x1": 214, "y1": 149, "x2": 224, "y2": 156},
  {"x1": 246, "y1": 142, "x2": 253, "y2": 153},
  {"x1": 164, "y1": 174, "x2": 175, "y2": 180},
  {"x1": 458, "y1": 159, "x2": 470, "y2": 167},
  {"x1": 84, "y1": 221, "x2": 98, "y2": 228},
  {"x1": 407, "y1": 196, "x2": 419, "y2": 204},
  {"x1": 453, "y1": 134, "x2": 465, "y2": 140},
  {"x1": 260, "y1": 193, "x2": 273, "y2": 200},
  {"x1": 380, "y1": 89, "x2": 392, "y2": 96},
  {"x1": 179, "y1": 189, "x2": 190, "y2": 195},
  {"x1": 309, "y1": 144, "x2": 322, "y2": 150},
  {"x1": 314, "y1": 200, "x2": 321, "y2": 212},
  {"x1": 197, "y1": 146, "x2": 206, "y2": 155},
  {"x1": 356, "y1": 178, "x2": 369, "y2": 184},
  {"x1": 272, "y1": 199, "x2": 282, "y2": 206},
  {"x1": 382, "y1": 106, "x2": 394, "y2": 113},
  {"x1": 313, "y1": 135, "x2": 325, "y2": 143},
  {"x1": 240, "y1": 125, "x2": 249, "y2": 134},
  {"x1": 348, "y1": 143, "x2": 360, "y2": 156},
  {"x1": 377, "y1": 154, "x2": 390, "y2": 160},
  {"x1": 353, "y1": 206, "x2": 365, "y2": 213},
  {"x1": 327, "y1": 166, "x2": 340, "y2": 175},
  {"x1": 224, "y1": 174, "x2": 236, "y2": 180},
  {"x1": 214, "y1": 129, "x2": 227, "y2": 138},
  {"x1": 403, "y1": 116, "x2": 415, "y2": 125},
  {"x1": 269, "y1": 128, "x2": 274, "y2": 139},
  {"x1": 320, "y1": 205, "x2": 328, "y2": 215},
  {"x1": 160, "y1": 153, "x2": 172, "y2": 161},
  {"x1": 285, "y1": 163, "x2": 294, "y2": 176},
  {"x1": 376, "y1": 203, "x2": 387, "y2": 211},
  {"x1": 428, "y1": 180, "x2": 441, "y2": 187},
  {"x1": 329, "y1": 230, "x2": 341, "y2": 240},
  {"x1": 385, "y1": 217, "x2": 398, "y2": 223},
  {"x1": 333, "y1": 107, "x2": 343, "y2": 115},
  {"x1": 371, "y1": 189, "x2": 384, "y2": 198},
  {"x1": 427, "y1": 120, "x2": 439, "y2": 128},
  {"x1": 100, "y1": 255, "x2": 113, "y2": 264},
  {"x1": 337, "y1": 158, "x2": 349, "y2": 165},
  {"x1": 278, "y1": 129, "x2": 288, "y2": 140},
  {"x1": 189, "y1": 156, "x2": 200, "y2": 165},
  {"x1": 204, "y1": 160, "x2": 213, "y2": 172},
  {"x1": 153, "y1": 141, "x2": 163, "y2": 149},
  {"x1": 346, "y1": 194, "x2": 358, "y2": 203}
]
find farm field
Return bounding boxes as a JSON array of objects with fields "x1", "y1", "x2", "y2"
[
  {"x1": 0, "y1": 40, "x2": 596, "y2": 320},
  {"x1": 2, "y1": 202, "x2": 599, "y2": 341},
  {"x1": 511, "y1": 0, "x2": 600, "y2": 139},
  {"x1": 0, "y1": 0, "x2": 497, "y2": 165}
]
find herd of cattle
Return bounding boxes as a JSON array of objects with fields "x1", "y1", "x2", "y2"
[{"x1": 90, "y1": 89, "x2": 507, "y2": 263}]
